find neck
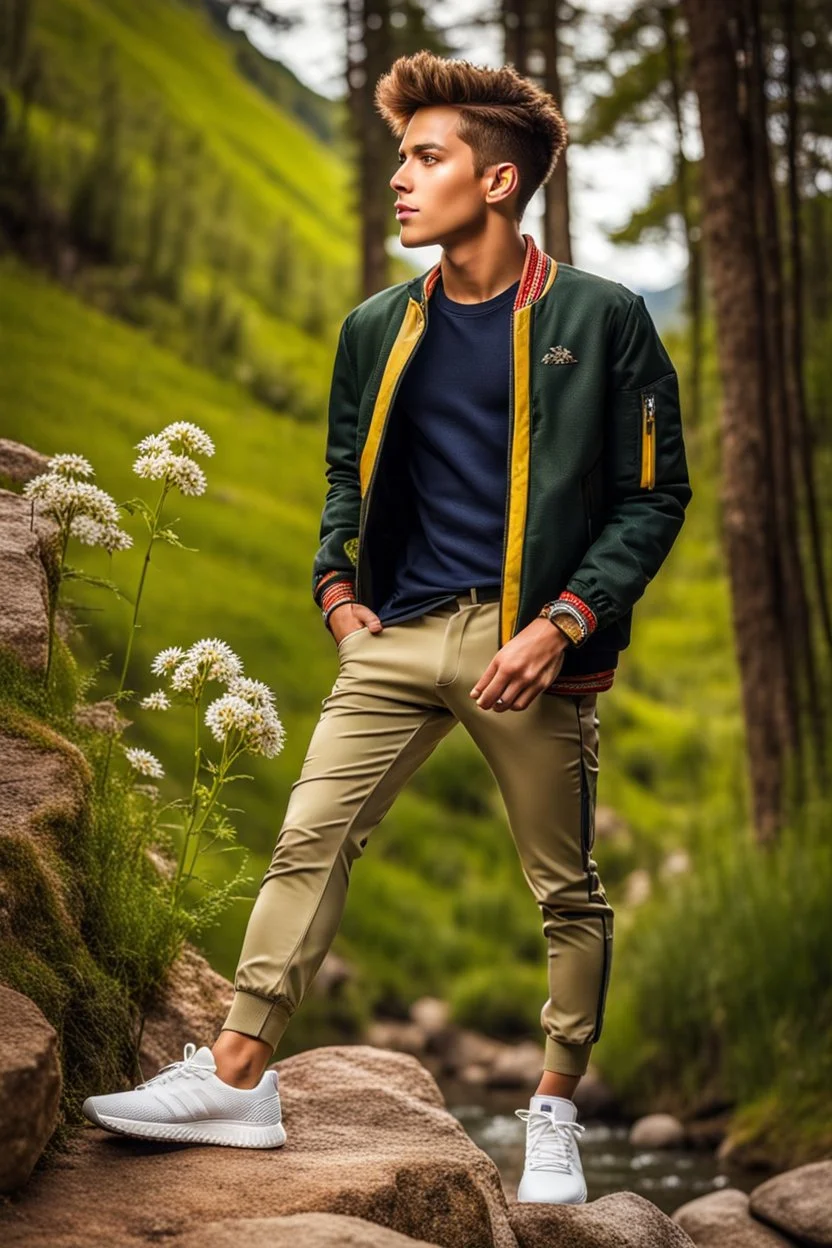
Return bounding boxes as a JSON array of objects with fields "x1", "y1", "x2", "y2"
[{"x1": 439, "y1": 222, "x2": 527, "y2": 304}]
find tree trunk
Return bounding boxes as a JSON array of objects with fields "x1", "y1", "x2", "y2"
[
  {"x1": 682, "y1": 0, "x2": 792, "y2": 842},
  {"x1": 540, "y1": 0, "x2": 572, "y2": 262}
]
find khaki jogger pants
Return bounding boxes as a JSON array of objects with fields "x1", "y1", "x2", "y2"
[{"x1": 221, "y1": 592, "x2": 614, "y2": 1078}]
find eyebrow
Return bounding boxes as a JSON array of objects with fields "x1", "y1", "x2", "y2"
[{"x1": 397, "y1": 142, "x2": 449, "y2": 156}]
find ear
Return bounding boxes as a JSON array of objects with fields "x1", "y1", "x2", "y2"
[{"x1": 485, "y1": 162, "x2": 519, "y2": 207}]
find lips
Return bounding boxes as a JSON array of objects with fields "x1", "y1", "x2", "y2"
[{"x1": 395, "y1": 204, "x2": 418, "y2": 217}]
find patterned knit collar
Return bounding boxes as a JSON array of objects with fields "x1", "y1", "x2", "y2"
[{"x1": 417, "y1": 233, "x2": 555, "y2": 311}]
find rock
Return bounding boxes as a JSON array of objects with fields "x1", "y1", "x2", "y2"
[
  {"x1": 365, "y1": 1018, "x2": 428, "y2": 1056},
  {"x1": 0, "y1": 438, "x2": 50, "y2": 485},
  {"x1": 0, "y1": 985, "x2": 62, "y2": 1193},
  {"x1": 672, "y1": 1188, "x2": 795, "y2": 1246},
  {"x1": 572, "y1": 1065, "x2": 619, "y2": 1120},
  {"x1": 629, "y1": 1112, "x2": 686, "y2": 1149},
  {"x1": 0, "y1": 729, "x2": 91, "y2": 851},
  {"x1": 436, "y1": 1026, "x2": 505, "y2": 1076},
  {"x1": 511, "y1": 1189, "x2": 696, "y2": 1246},
  {"x1": 485, "y1": 1041, "x2": 545, "y2": 1089},
  {"x1": 749, "y1": 1161, "x2": 832, "y2": 1246},
  {"x1": 409, "y1": 996, "x2": 451, "y2": 1039},
  {"x1": 175, "y1": 1211, "x2": 444, "y2": 1247},
  {"x1": 458, "y1": 1063, "x2": 491, "y2": 1085},
  {"x1": 0, "y1": 1045, "x2": 518, "y2": 1248},
  {"x1": 0, "y1": 489, "x2": 59, "y2": 673},
  {"x1": 138, "y1": 942, "x2": 235, "y2": 1075}
]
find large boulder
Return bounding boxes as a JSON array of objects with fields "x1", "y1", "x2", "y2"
[
  {"x1": 749, "y1": 1161, "x2": 832, "y2": 1247},
  {"x1": 672, "y1": 1188, "x2": 795, "y2": 1247},
  {"x1": 175, "y1": 1211, "x2": 444, "y2": 1247},
  {"x1": 0, "y1": 437, "x2": 50, "y2": 485},
  {"x1": 0, "y1": 489, "x2": 58, "y2": 674},
  {"x1": 510, "y1": 1190, "x2": 696, "y2": 1247},
  {"x1": 0, "y1": 985, "x2": 62, "y2": 1193}
]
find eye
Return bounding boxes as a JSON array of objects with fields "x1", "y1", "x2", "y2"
[{"x1": 421, "y1": 154, "x2": 437, "y2": 165}]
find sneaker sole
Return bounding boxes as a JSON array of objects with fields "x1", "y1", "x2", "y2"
[{"x1": 85, "y1": 1105, "x2": 287, "y2": 1149}]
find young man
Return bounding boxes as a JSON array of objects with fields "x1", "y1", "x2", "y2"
[{"x1": 83, "y1": 52, "x2": 692, "y2": 1203}]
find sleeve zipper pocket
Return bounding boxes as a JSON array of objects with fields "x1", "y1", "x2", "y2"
[{"x1": 640, "y1": 391, "x2": 656, "y2": 490}]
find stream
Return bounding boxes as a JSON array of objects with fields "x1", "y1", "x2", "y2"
[{"x1": 437, "y1": 1079, "x2": 764, "y2": 1217}]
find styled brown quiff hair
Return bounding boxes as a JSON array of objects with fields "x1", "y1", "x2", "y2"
[{"x1": 374, "y1": 50, "x2": 568, "y2": 220}]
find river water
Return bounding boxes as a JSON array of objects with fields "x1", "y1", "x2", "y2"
[{"x1": 437, "y1": 1080, "x2": 765, "y2": 1217}]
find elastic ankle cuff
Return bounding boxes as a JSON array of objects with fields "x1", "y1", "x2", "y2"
[
  {"x1": 544, "y1": 1036, "x2": 593, "y2": 1077},
  {"x1": 222, "y1": 991, "x2": 293, "y2": 1053}
]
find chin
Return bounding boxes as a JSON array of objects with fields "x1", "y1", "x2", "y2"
[{"x1": 399, "y1": 223, "x2": 439, "y2": 249}]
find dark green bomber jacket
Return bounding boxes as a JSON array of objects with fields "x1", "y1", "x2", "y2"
[{"x1": 312, "y1": 232, "x2": 693, "y2": 697}]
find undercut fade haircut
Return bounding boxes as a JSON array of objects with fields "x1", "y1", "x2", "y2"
[{"x1": 374, "y1": 50, "x2": 568, "y2": 221}]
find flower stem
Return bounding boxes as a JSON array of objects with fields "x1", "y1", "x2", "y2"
[{"x1": 100, "y1": 481, "x2": 169, "y2": 791}]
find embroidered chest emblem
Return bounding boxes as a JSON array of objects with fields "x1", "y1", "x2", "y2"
[{"x1": 541, "y1": 345, "x2": 578, "y2": 365}]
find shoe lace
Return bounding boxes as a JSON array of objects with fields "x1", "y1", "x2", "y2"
[
  {"x1": 135, "y1": 1042, "x2": 210, "y2": 1090},
  {"x1": 515, "y1": 1107, "x2": 586, "y2": 1173}
]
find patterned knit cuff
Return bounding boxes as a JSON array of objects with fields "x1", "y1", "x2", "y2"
[
  {"x1": 320, "y1": 581, "x2": 357, "y2": 629},
  {"x1": 314, "y1": 569, "x2": 356, "y2": 610}
]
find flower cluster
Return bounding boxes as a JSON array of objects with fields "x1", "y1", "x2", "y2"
[
  {"x1": 144, "y1": 638, "x2": 285, "y2": 759},
  {"x1": 123, "y1": 745, "x2": 165, "y2": 778},
  {"x1": 22, "y1": 455, "x2": 133, "y2": 553},
  {"x1": 132, "y1": 422, "x2": 215, "y2": 497}
]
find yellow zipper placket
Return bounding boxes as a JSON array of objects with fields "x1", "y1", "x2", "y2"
[
  {"x1": 499, "y1": 258, "x2": 558, "y2": 648},
  {"x1": 499, "y1": 303, "x2": 532, "y2": 649},
  {"x1": 640, "y1": 391, "x2": 656, "y2": 489}
]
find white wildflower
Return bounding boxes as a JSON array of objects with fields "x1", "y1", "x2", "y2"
[
  {"x1": 205, "y1": 692, "x2": 285, "y2": 758},
  {"x1": 204, "y1": 694, "x2": 256, "y2": 742},
  {"x1": 227, "y1": 676, "x2": 277, "y2": 709},
  {"x1": 132, "y1": 450, "x2": 175, "y2": 481},
  {"x1": 150, "y1": 645, "x2": 186, "y2": 677},
  {"x1": 158, "y1": 421, "x2": 215, "y2": 458},
  {"x1": 123, "y1": 745, "x2": 165, "y2": 778},
  {"x1": 69, "y1": 514, "x2": 133, "y2": 553},
  {"x1": 23, "y1": 473, "x2": 75, "y2": 510},
  {"x1": 99, "y1": 524, "x2": 133, "y2": 554},
  {"x1": 186, "y1": 638, "x2": 244, "y2": 684},
  {"x1": 48, "y1": 453, "x2": 95, "y2": 479},
  {"x1": 140, "y1": 690, "x2": 170, "y2": 711},
  {"x1": 135, "y1": 433, "x2": 170, "y2": 455},
  {"x1": 165, "y1": 454, "x2": 206, "y2": 497},
  {"x1": 169, "y1": 657, "x2": 201, "y2": 693},
  {"x1": 23, "y1": 473, "x2": 122, "y2": 529},
  {"x1": 247, "y1": 705, "x2": 286, "y2": 758},
  {"x1": 131, "y1": 449, "x2": 206, "y2": 496}
]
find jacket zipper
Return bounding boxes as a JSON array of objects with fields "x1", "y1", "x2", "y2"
[
  {"x1": 355, "y1": 298, "x2": 428, "y2": 602},
  {"x1": 498, "y1": 308, "x2": 516, "y2": 650},
  {"x1": 640, "y1": 391, "x2": 656, "y2": 490}
]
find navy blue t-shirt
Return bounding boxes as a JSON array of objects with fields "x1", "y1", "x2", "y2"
[{"x1": 375, "y1": 273, "x2": 519, "y2": 626}]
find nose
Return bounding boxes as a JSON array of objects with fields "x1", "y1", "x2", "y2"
[{"x1": 390, "y1": 163, "x2": 409, "y2": 193}]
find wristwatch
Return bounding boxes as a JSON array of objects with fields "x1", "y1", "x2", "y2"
[{"x1": 538, "y1": 604, "x2": 584, "y2": 646}]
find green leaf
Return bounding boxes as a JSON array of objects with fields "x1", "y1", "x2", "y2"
[
  {"x1": 63, "y1": 567, "x2": 131, "y2": 600},
  {"x1": 155, "y1": 528, "x2": 199, "y2": 552}
]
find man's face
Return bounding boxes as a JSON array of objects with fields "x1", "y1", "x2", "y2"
[{"x1": 389, "y1": 105, "x2": 516, "y2": 247}]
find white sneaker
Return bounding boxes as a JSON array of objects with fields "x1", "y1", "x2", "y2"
[
  {"x1": 82, "y1": 1042, "x2": 286, "y2": 1149},
  {"x1": 515, "y1": 1094, "x2": 587, "y2": 1203}
]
